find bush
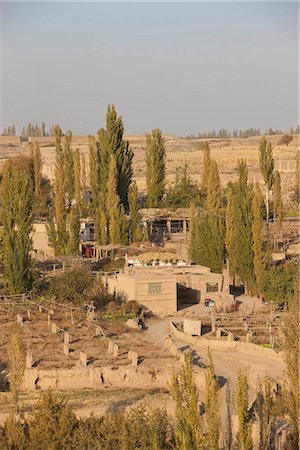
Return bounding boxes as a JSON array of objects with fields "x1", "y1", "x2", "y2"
[
  {"x1": 48, "y1": 266, "x2": 95, "y2": 303},
  {"x1": 262, "y1": 262, "x2": 298, "y2": 305}
]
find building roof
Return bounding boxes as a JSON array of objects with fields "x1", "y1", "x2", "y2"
[{"x1": 140, "y1": 208, "x2": 191, "y2": 221}]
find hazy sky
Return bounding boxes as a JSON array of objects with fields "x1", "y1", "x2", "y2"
[{"x1": 0, "y1": 2, "x2": 298, "y2": 135}]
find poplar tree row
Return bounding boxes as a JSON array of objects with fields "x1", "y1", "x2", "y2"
[{"x1": 189, "y1": 138, "x2": 284, "y2": 296}]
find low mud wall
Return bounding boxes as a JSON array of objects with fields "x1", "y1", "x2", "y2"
[
  {"x1": 170, "y1": 321, "x2": 282, "y2": 361},
  {"x1": 22, "y1": 364, "x2": 206, "y2": 392}
]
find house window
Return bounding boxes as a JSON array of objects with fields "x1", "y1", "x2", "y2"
[
  {"x1": 206, "y1": 282, "x2": 218, "y2": 293},
  {"x1": 148, "y1": 283, "x2": 162, "y2": 294}
]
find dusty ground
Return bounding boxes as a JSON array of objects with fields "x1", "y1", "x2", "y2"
[{"x1": 0, "y1": 134, "x2": 298, "y2": 206}]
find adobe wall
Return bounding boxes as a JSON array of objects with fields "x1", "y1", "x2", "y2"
[
  {"x1": 31, "y1": 223, "x2": 54, "y2": 259},
  {"x1": 135, "y1": 277, "x2": 177, "y2": 314},
  {"x1": 22, "y1": 364, "x2": 206, "y2": 392}
]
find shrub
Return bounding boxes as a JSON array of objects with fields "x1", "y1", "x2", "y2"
[
  {"x1": 48, "y1": 266, "x2": 95, "y2": 303},
  {"x1": 262, "y1": 262, "x2": 298, "y2": 305}
]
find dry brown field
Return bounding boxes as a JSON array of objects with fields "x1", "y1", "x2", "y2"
[{"x1": 0, "y1": 134, "x2": 299, "y2": 206}]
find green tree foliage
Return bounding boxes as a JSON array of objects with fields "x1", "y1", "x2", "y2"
[
  {"x1": 273, "y1": 170, "x2": 284, "y2": 233},
  {"x1": 27, "y1": 392, "x2": 77, "y2": 450},
  {"x1": 236, "y1": 370, "x2": 252, "y2": 450},
  {"x1": 205, "y1": 351, "x2": 220, "y2": 449},
  {"x1": 224, "y1": 380, "x2": 233, "y2": 450},
  {"x1": 0, "y1": 393, "x2": 175, "y2": 450},
  {"x1": 49, "y1": 126, "x2": 68, "y2": 255},
  {"x1": 201, "y1": 142, "x2": 211, "y2": 195},
  {"x1": 98, "y1": 105, "x2": 133, "y2": 210},
  {"x1": 189, "y1": 158, "x2": 225, "y2": 273},
  {"x1": 107, "y1": 156, "x2": 128, "y2": 245},
  {"x1": 67, "y1": 207, "x2": 80, "y2": 256},
  {"x1": 207, "y1": 159, "x2": 222, "y2": 214},
  {"x1": 0, "y1": 162, "x2": 34, "y2": 293},
  {"x1": 226, "y1": 161, "x2": 255, "y2": 293},
  {"x1": 170, "y1": 354, "x2": 204, "y2": 450},
  {"x1": 81, "y1": 154, "x2": 88, "y2": 216},
  {"x1": 128, "y1": 181, "x2": 144, "y2": 243},
  {"x1": 255, "y1": 377, "x2": 274, "y2": 450},
  {"x1": 262, "y1": 261, "x2": 297, "y2": 304},
  {"x1": 64, "y1": 131, "x2": 74, "y2": 208},
  {"x1": 73, "y1": 148, "x2": 81, "y2": 210},
  {"x1": 252, "y1": 183, "x2": 266, "y2": 296},
  {"x1": 146, "y1": 129, "x2": 166, "y2": 207},
  {"x1": 30, "y1": 142, "x2": 42, "y2": 206},
  {"x1": 165, "y1": 164, "x2": 202, "y2": 209},
  {"x1": 48, "y1": 266, "x2": 95, "y2": 303},
  {"x1": 89, "y1": 136, "x2": 101, "y2": 211},
  {"x1": 278, "y1": 134, "x2": 293, "y2": 146},
  {"x1": 7, "y1": 325, "x2": 26, "y2": 414},
  {"x1": 281, "y1": 283, "x2": 299, "y2": 446},
  {"x1": 259, "y1": 138, "x2": 274, "y2": 238},
  {"x1": 95, "y1": 193, "x2": 108, "y2": 246}
]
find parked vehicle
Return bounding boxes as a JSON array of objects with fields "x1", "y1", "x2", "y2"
[{"x1": 204, "y1": 297, "x2": 215, "y2": 307}]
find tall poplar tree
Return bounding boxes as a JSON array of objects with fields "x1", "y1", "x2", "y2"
[
  {"x1": 252, "y1": 183, "x2": 266, "y2": 296},
  {"x1": 201, "y1": 142, "x2": 211, "y2": 195},
  {"x1": 236, "y1": 370, "x2": 252, "y2": 450},
  {"x1": 190, "y1": 159, "x2": 225, "y2": 273},
  {"x1": 81, "y1": 154, "x2": 87, "y2": 215},
  {"x1": 64, "y1": 131, "x2": 74, "y2": 208},
  {"x1": 95, "y1": 193, "x2": 108, "y2": 246},
  {"x1": 227, "y1": 161, "x2": 255, "y2": 293},
  {"x1": 89, "y1": 136, "x2": 101, "y2": 211},
  {"x1": 47, "y1": 126, "x2": 68, "y2": 255},
  {"x1": 98, "y1": 105, "x2": 133, "y2": 210},
  {"x1": 205, "y1": 351, "x2": 220, "y2": 450},
  {"x1": 225, "y1": 184, "x2": 236, "y2": 277},
  {"x1": 107, "y1": 156, "x2": 128, "y2": 245},
  {"x1": 259, "y1": 138, "x2": 274, "y2": 240},
  {"x1": 30, "y1": 142, "x2": 42, "y2": 206},
  {"x1": 171, "y1": 355, "x2": 204, "y2": 450},
  {"x1": 207, "y1": 159, "x2": 222, "y2": 213},
  {"x1": 128, "y1": 181, "x2": 144, "y2": 243},
  {"x1": 73, "y1": 149, "x2": 81, "y2": 210},
  {"x1": 67, "y1": 207, "x2": 80, "y2": 256},
  {"x1": 146, "y1": 129, "x2": 166, "y2": 207},
  {"x1": 273, "y1": 170, "x2": 284, "y2": 234},
  {"x1": 0, "y1": 163, "x2": 34, "y2": 293}
]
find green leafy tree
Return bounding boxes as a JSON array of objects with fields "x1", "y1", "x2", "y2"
[
  {"x1": 128, "y1": 181, "x2": 144, "y2": 243},
  {"x1": 281, "y1": 282, "x2": 299, "y2": 446},
  {"x1": 27, "y1": 392, "x2": 78, "y2": 450},
  {"x1": 89, "y1": 136, "x2": 101, "y2": 211},
  {"x1": 73, "y1": 148, "x2": 81, "y2": 211},
  {"x1": 259, "y1": 138, "x2": 274, "y2": 240},
  {"x1": 107, "y1": 156, "x2": 128, "y2": 245},
  {"x1": 146, "y1": 129, "x2": 166, "y2": 207},
  {"x1": 205, "y1": 351, "x2": 220, "y2": 449},
  {"x1": 292, "y1": 150, "x2": 300, "y2": 203},
  {"x1": 236, "y1": 370, "x2": 252, "y2": 450},
  {"x1": 0, "y1": 163, "x2": 34, "y2": 293},
  {"x1": 226, "y1": 161, "x2": 255, "y2": 294},
  {"x1": 95, "y1": 193, "x2": 108, "y2": 246},
  {"x1": 165, "y1": 164, "x2": 202, "y2": 209},
  {"x1": 207, "y1": 159, "x2": 222, "y2": 214},
  {"x1": 224, "y1": 380, "x2": 233, "y2": 450},
  {"x1": 49, "y1": 125, "x2": 68, "y2": 255},
  {"x1": 170, "y1": 354, "x2": 204, "y2": 450},
  {"x1": 201, "y1": 142, "x2": 211, "y2": 195},
  {"x1": 7, "y1": 325, "x2": 26, "y2": 413},
  {"x1": 252, "y1": 183, "x2": 266, "y2": 296},
  {"x1": 273, "y1": 170, "x2": 284, "y2": 234},
  {"x1": 30, "y1": 142, "x2": 42, "y2": 207},
  {"x1": 64, "y1": 130, "x2": 74, "y2": 208},
  {"x1": 98, "y1": 105, "x2": 133, "y2": 210},
  {"x1": 81, "y1": 154, "x2": 88, "y2": 216},
  {"x1": 262, "y1": 261, "x2": 297, "y2": 304},
  {"x1": 189, "y1": 158, "x2": 225, "y2": 273},
  {"x1": 255, "y1": 377, "x2": 274, "y2": 450},
  {"x1": 67, "y1": 207, "x2": 80, "y2": 256}
]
